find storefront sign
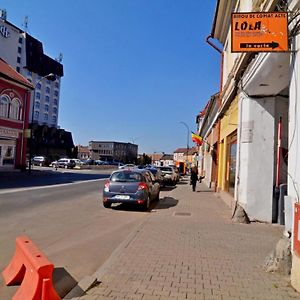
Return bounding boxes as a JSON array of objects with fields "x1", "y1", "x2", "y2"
[
  {"x1": 0, "y1": 127, "x2": 19, "y2": 138},
  {"x1": 231, "y1": 12, "x2": 288, "y2": 52}
]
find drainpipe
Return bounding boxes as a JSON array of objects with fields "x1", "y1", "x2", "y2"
[
  {"x1": 276, "y1": 117, "x2": 282, "y2": 188},
  {"x1": 206, "y1": 34, "x2": 223, "y2": 192}
]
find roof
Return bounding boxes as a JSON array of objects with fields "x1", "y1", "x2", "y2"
[
  {"x1": 174, "y1": 148, "x2": 188, "y2": 153},
  {"x1": 160, "y1": 154, "x2": 173, "y2": 160},
  {"x1": 0, "y1": 58, "x2": 33, "y2": 90}
]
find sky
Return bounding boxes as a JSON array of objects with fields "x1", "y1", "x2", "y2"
[{"x1": 2, "y1": 0, "x2": 221, "y2": 154}]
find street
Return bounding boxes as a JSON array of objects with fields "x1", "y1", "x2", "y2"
[{"x1": 0, "y1": 168, "x2": 153, "y2": 299}]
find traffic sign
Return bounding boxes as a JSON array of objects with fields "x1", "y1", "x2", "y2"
[{"x1": 231, "y1": 12, "x2": 288, "y2": 52}]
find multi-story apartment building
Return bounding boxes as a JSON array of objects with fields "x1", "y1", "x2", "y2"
[
  {"x1": 0, "y1": 10, "x2": 63, "y2": 128},
  {"x1": 89, "y1": 141, "x2": 138, "y2": 163}
]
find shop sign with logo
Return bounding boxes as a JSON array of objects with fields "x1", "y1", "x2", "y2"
[
  {"x1": 231, "y1": 12, "x2": 288, "y2": 52},
  {"x1": 0, "y1": 25, "x2": 9, "y2": 38}
]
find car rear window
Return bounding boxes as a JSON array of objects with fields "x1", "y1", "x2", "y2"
[{"x1": 111, "y1": 171, "x2": 143, "y2": 182}]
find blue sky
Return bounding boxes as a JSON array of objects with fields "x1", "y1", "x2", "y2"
[{"x1": 2, "y1": 0, "x2": 221, "y2": 154}]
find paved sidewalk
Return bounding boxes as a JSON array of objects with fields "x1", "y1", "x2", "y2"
[{"x1": 74, "y1": 179, "x2": 299, "y2": 300}]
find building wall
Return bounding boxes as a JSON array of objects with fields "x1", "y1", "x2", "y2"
[
  {"x1": 0, "y1": 18, "x2": 62, "y2": 128},
  {"x1": 0, "y1": 80, "x2": 30, "y2": 169},
  {"x1": 289, "y1": 0, "x2": 300, "y2": 292},
  {"x1": 218, "y1": 97, "x2": 238, "y2": 192},
  {"x1": 237, "y1": 95, "x2": 277, "y2": 222}
]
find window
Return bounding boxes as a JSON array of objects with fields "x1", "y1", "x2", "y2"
[
  {"x1": 44, "y1": 104, "x2": 49, "y2": 112},
  {"x1": 53, "y1": 107, "x2": 57, "y2": 114},
  {"x1": 18, "y1": 47, "x2": 22, "y2": 54},
  {"x1": 17, "y1": 56, "x2": 21, "y2": 63},
  {"x1": 53, "y1": 98, "x2": 58, "y2": 105},
  {"x1": 45, "y1": 87, "x2": 50, "y2": 94},
  {"x1": 0, "y1": 96, "x2": 9, "y2": 117},
  {"x1": 34, "y1": 101, "x2": 40, "y2": 109},
  {"x1": 36, "y1": 83, "x2": 41, "y2": 89},
  {"x1": 35, "y1": 92, "x2": 41, "y2": 100},
  {"x1": 55, "y1": 82, "x2": 59, "y2": 88},
  {"x1": 54, "y1": 90, "x2": 59, "y2": 97},
  {"x1": 45, "y1": 95, "x2": 49, "y2": 102},
  {"x1": 9, "y1": 98, "x2": 21, "y2": 120},
  {"x1": 18, "y1": 37, "x2": 22, "y2": 44},
  {"x1": 16, "y1": 66, "x2": 20, "y2": 73},
  {"x1": 52, "y1": 116, "x2": 57, "y2": 123},
  {"x1": 34, "y1": 111, "x2": 39, "y2": 119},
  {"x1": 44, "y1": 113, "x2": 48, "y2": 121}
]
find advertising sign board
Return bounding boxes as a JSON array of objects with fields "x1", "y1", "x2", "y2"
[{"x1": 231, "y1": 12, "x2": 288, "y2": 52}]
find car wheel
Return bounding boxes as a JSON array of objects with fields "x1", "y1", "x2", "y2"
[
  {"x1": 155, "y1": 192, "x2": 160, "y2": 202},
  {"x1": 143, "y1": 196, "x2": 150, "y2": 211},
  {"x1": 103, "y1": 202, "x2": 111, "y2": 208}
]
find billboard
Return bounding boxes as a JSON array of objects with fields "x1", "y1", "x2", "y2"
[{"x1": 231, "y1": 12, "x2": 288, "y2": 52}]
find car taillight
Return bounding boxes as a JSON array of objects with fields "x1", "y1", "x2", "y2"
[
  {"x1": 138, "y1": 182, "x2": 148, "y2": 191},
  {"x1": 104, "y1": 180, "x2": 110, "y2": 192}
]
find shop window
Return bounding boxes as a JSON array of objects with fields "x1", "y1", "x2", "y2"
[
  {"x1": 226, "y1": 131, "x2": 237, "y2": 196},
  {"x1": 0, "y1": 95, "x2": 9, "y2": 117}
]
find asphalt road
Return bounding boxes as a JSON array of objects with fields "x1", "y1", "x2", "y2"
[{"x1": 0, "y1": 168, "x2": 151, "y2": 299}]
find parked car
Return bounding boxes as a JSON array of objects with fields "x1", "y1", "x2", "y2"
[
  {"x1": 31, "y1": 156, "x2": 47, "y2": 166},
  {"x1": 52, "y1": 158, "x2": 76, "y2": 169},
  {"x1": 146, "y1": 166, "x2": 165, "y2": 187},
  {"x1": 156, "y1": 166, "x2": 178, "y2": 186},
  {"x1": 119, "y1": 164, "x2": 135, "y2": 169},
  {"x1": 102, "y1": 168, "x2": 160, "y2": 210},
  {"x1": 170, "y1": 165, "x2": 180, "y2": 183}
]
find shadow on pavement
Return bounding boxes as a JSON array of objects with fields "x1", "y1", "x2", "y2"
[
  {"x1": 160, "y1": 186, "x2": 177, "y2": 191},
  {"x1": 154, "y1": 197, "x2": 178, "y2": 209},
  {"x1": 108, "y1": 196, "x2": 178, "y2": 212},
  {"x1": 53, "y1": 267, "x2": 79, "y2": 299},
  {"x1": 0, "y1": 170, "x2": 110, "y2": 190}
]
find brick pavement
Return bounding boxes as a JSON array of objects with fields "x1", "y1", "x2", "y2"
[{"x1": 73, "y1": 178, "x2": 300, "y2": 300}]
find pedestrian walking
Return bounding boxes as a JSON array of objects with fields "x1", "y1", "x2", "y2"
[{"x1": 190, "y1": 166, "x2": 198, "y2": 192}]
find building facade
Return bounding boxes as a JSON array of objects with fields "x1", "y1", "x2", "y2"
[
  {"x1": 0, "y1": 58, "x2": 33, "y2": 169},
  {"x1": 200, "y1": 0, "x2": 300, "y2": 292},
  {"x1": 89, "y1": 141, "x2": 138, "y2": 163},
  {"x1": 0, "y1": 12, "x2": 63, "y2": 128}
]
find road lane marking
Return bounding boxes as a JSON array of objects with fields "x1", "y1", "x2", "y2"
[{"x1": 0, "y1": 178, "x2": 107, "y2": 195}]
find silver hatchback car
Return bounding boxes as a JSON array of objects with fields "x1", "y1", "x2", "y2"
[{"x1": 102, "y1": 169, "x2": 160, "y2": 210}]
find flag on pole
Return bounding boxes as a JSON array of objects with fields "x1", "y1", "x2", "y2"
[{"x1": 191, "y1": 132, "x2": 203, "y2": 146}]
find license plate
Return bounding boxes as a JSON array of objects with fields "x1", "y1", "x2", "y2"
[{"x1": 115, "y1": 195, "x2": 130, "y2": 200}]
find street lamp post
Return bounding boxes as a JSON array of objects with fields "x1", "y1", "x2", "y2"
[
  {"x1": 28, "y1": 73, "x2": 56, "y2": 174},
  {"x1": 179, "y1": 121, "x2": 190, "y2": 172}
]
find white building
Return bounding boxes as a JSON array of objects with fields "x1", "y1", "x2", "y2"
[{"x1": 0, "y1": 11, "x2": 63, "y2": 128}]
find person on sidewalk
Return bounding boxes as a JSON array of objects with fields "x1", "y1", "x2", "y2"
[{"x1": 190, "y1": 166, "x2": 199, "y2": 192}]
